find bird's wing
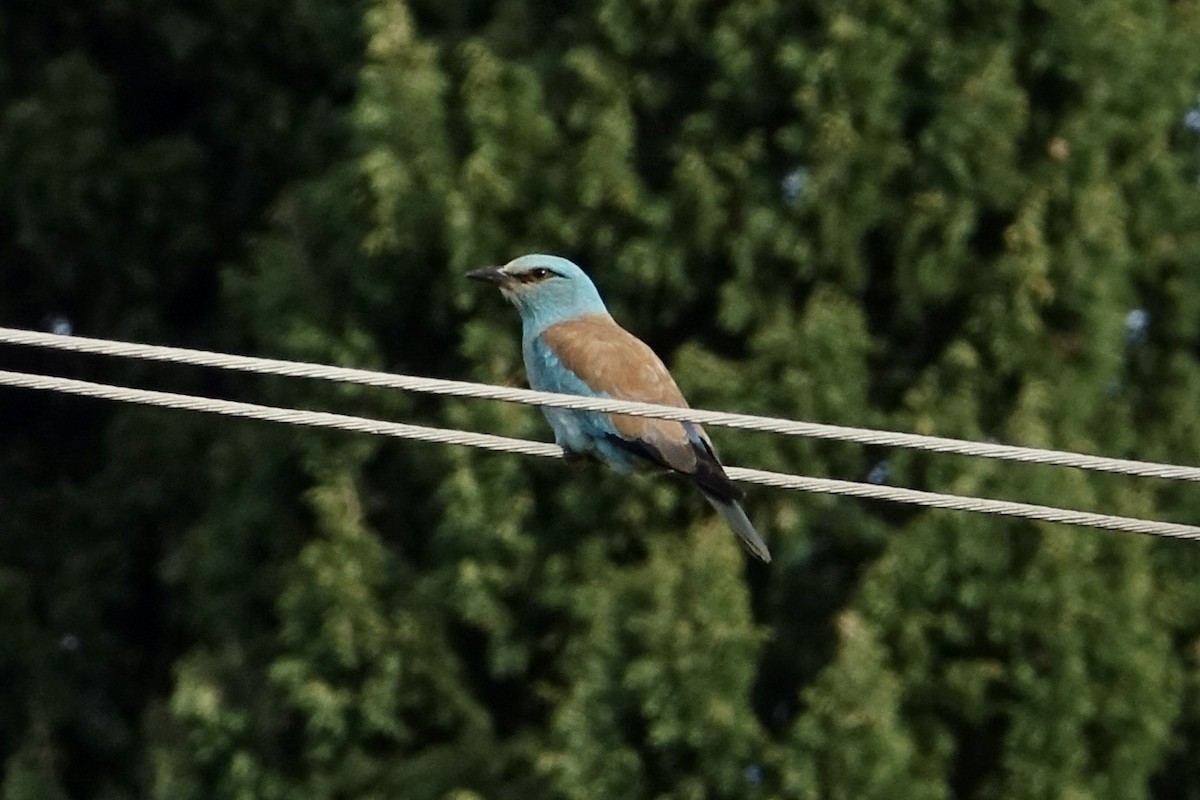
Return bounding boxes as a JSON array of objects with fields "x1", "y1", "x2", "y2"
[{"x1": 539, "y1": 314, "x2": 742, "y2": 502}]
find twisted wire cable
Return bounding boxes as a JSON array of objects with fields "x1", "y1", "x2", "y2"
[
  {"x1": 2, "y1": 326, "x2": 1197, "y2": 482},
  {"x1": 2, "y1": 368, "x2": 1196, "y2": 542}
]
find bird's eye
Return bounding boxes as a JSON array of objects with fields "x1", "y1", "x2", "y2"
[{"x1": 530, "y1": 268, "x2": 552, "y2": 279}]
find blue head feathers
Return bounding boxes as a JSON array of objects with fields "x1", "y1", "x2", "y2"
[{"x1": 466, "y1": 254, "x2": 608, "y2": 336}]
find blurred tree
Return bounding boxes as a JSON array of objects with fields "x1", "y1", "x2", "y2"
[
  {"x1": 2, "y1": 0, "x2": 1200, "y2": 797},
  {"x1": 0, "y1": 0, "x2": 365, "y2": 796}
]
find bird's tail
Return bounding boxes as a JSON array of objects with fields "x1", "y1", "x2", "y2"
[{"x1": 702, "y1": 493, "x2": 772, "y2": 563}]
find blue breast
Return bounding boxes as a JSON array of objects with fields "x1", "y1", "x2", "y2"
[{"x1": 523, "y1": 335, "x2": 642, "y2": 471}]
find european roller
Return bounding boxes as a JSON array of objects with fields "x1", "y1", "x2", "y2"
[{"x1": 468, "y1": 254, "x2": 772, "y2": 563}]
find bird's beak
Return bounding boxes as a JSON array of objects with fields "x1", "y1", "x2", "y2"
[{"x1": 466, "y1": 266, "x2": 509, "y2": 286}]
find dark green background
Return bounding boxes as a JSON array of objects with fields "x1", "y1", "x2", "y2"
[{"x1": 3, "y1": 0, "x2": 1200, "y2": 797}]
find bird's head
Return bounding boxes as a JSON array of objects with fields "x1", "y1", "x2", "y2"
[{"x1": 468, "y1": 254, "x2": 608, "y2": 334}]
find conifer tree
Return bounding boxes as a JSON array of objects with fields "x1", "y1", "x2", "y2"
[{"x1": 2, "y1": 0, "x2": 1200, "y2": 797}]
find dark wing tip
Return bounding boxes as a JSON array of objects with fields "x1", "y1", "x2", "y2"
[
  {"x1": 601, "y1": 433, "x2": 743, "y2": 502},
  {"x1": 689, "y1": 438, "x2": 743, "y2": 503}
]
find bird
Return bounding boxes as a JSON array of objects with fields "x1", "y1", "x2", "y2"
[{"x1": 467, "y1": 253, "x2": 771, "y2": 562}]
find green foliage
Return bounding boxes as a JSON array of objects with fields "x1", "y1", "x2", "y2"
[
  {"x1": 786, "y1": 612, "x2": 943, "y2": 800},
  {"x1": 540, "y1": 535, "x2": 763, "y2": 799},
  {"x1": 3, "y1": 0, "x2": 1200, "y2": 797}
]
